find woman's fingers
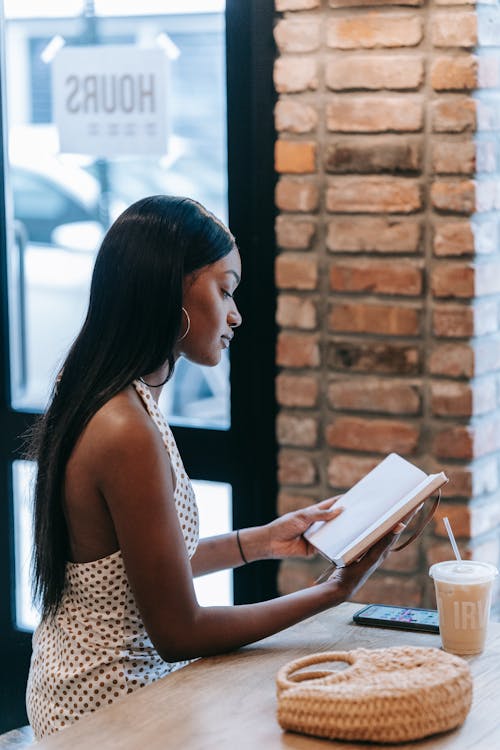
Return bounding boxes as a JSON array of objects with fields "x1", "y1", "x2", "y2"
[
  {"x1": 392, "y1": 521, "x2": 407, "y2": 534},
  {"x1": 317, "y1": 495, "x2": 342, "y2": 510}
]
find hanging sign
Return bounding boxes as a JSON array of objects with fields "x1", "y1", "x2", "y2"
[{"x1": 52, "y1": 45, "x2": 169, "y2": 157}]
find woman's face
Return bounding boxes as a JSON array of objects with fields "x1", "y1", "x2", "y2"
[{"x1": 177, "y1": 246, "x2": 242, "y2": 366}]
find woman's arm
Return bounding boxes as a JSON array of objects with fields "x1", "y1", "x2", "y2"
[
  {"x1": 93, "y1": 416, "x2": 397, "y2": 663},
  {"x1": 190, "y1": 498, "x2": 342, "y2": 576}
]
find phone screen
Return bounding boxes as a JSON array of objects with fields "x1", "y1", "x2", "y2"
[{"x1": 353, "y1": 604, "x2": 439, "y2": 633}]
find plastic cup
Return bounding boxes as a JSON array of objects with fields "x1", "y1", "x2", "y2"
[{"x1": 429, "y1": 560, "x2": 498, "y2": 655}]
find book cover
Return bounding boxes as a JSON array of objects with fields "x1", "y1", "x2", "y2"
[{"x1": 304, "y1": 453, "x2": 448, "y2": 567}]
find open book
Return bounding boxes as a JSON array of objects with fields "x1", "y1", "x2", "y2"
[{"x1": 304, "y1": 453, "x2": 448, "y2": 567}]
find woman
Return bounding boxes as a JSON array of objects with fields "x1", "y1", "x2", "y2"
[{"x1": 26, "y1": 196, "x2": 400, "y2": 739}]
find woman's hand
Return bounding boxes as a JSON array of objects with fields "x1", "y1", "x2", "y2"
[
  {"x1": 317, "y1": 526, "x2": 403, "y2": 604},
  {"x1": 262, "y1": 498, "x2": 343, "y2": 560}
]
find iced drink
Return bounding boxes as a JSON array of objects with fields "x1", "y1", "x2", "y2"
[{"x1": 429, "y1": 560, "x2": 498, "y2": 655}]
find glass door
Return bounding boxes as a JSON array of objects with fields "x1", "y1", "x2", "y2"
[
  {"x1": 0, "y1": 0, "x2": 232, "y2": 731},
  {"x1": 0, "y1": 0, "x2": 277, "y2": 733}
]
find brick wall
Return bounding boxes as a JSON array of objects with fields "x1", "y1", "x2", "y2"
[{"x1": 273, "y1": 0, "x2": 500, "y2": 610}]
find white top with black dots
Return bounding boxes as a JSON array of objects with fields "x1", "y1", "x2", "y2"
[{"x1": 26, "y1": 379, "x2": 199, "y2": 740}]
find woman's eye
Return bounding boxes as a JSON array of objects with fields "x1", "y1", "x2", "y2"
[{"x1": 222, "y1": 289, "x2": 233, "y2": 299}]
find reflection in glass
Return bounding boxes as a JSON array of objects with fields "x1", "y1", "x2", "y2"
[
  {"x1": 5, "y1": 2, "x2": 228, "y2": 428},
  {"x1": 13, "y1": 460, "x2": 233, "y2": 631}
]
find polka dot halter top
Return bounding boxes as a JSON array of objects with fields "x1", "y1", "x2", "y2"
[{"x1": 26, "y1": 379, "x2": 199, "y2": 740}]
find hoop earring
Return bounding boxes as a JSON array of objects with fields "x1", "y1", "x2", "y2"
[{"x1": 178, "y1": 306, "x2": 191, "y2": 341}]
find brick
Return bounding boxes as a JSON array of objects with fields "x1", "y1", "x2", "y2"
[
  {"x1": 426, "y1": 541, "x2": 469, "y2": 571},
  {"x1": 432, "y1": 261, "x2": 500, "y2": 298},
  {"x1": 330, "y1": 0, "x2": 424, "y2": 5},
  {"x1": 381, "y1": 537, "x2": 420, "y2": 573},
  {"x1": 433, "y1": 504, "x2": 472, "y2": 538},
  {"x1": 329, "y1": 340, "x2": 420, "y2": 374},
  {"x1": 432, "y1": 305, "x2": 474, "y2": 338},
  {"x1": 478, "y1": 10, "x2": 500, "y2": 47},
  {"x1": 428, "y1": 342, "x2": 474, "y2": 378},
  {"x1": 478, "y1": 55, "x2": 500, "y2": 89},
  {"x1": 330, "y1": 258, "x2": 422, "y2": 295},
  {"x1": 432, "y1": 12, "x2": 478, "y2": 48},
  {"x1": 477, "y1": 97, "x2": 500, "y2": 132},
  {"x1": 476, "y1": 140, "x2": 496, "y2": 173},
  {"x1": 472, "y1": 378, "x2": 497, "y2": 415},
  {"x1": 277, "y1": 413, "x2": 318, "y2": 447},
  {"x1": 277, "y1": 491, "x2": 317, "y2": 517},
  {"x1": 276, "y1": 374, "x2": 319, "y2": 407},
  {"x1": 350, "y1": 573, "x2": 422, "y2": 608},
  {"x1": 276, "y1": 295, "x2": 317, "y2": 329},
  {"x1": 433, "y1": 220, "x2": 474, "y2": 256},
  {"x1": 327, "y1": 14, "x2": 422, "y2": 49},
  {"x1": 475, "y1": 179, "x2": 500, "y2": 212},
  {"x1": 431, "y1": 96, "x2": 477, "y2": 133},
  {"x1": 329, "y1": 301, "x2": 420, "y2": 335},
  {"x1": 472, "y1": 219, "x2": 499, "y2": 254},
  {"x1": 327, "y1": 218, "x2": 421, "y2": 253},
  {"x1": 475, "y1": 262, "x2": 500, "y2": 295},
  {"x1": 328, "y1": 454, "x2": 379, "y2": 489},
  {"x1": 433, "y1": 301, "x2": 498, "y2": 337},
  {"x1": 327, "y1": 177, "x2": 422, "y2": 213},
  {"x1": 435, "y1": 0, "x2": 476, "y2": 5},
  {"x1": 326, "y1": 416, "x2": 419, "y2": 454},
  {"x1": 472, "y1": 378, "x2": 497, "y2": 414},
  {"x1": 327, "y1": 96, "x2": 423, "y2": 133},
  {"x1": 433, "y1": 426, "x2": 475, "y2": 460},
  {"x1": 433, "y1": 420, "x2": 500, "y2": 460},
  {"x1": 431, "y1": 458, "x2": 499, "y2": 499},
  {"x1": 275, "y1": 100, "x2": 318, "y2": 133},
  {"x1": 278, "y1": 558, "x2": 321, "y2": 596},
  {"x1": 431, "y1": 180, "x2": 475, "y2": 213},
  {"x1": 473, "y1": 538, "x2": 500, "y2": 569},
  {"x1": 433, "y1": 303, "x2": 473, "y2": 337},
  {"x1": 274, "y1": 19, "x2": 321, "y2": 53},
  {"x1": 326, "y1": 55, "x2": 424, "y2": 90},
  {"x1": 470, "y1": 337, "x2": 500, "y2": 375},
  {"x1": 328, "y1": 378, "x2": 421, "y2": 415},
  {"x1": 432, "y1": 379, "x2": 497, "y2": 417},
  {"x1": 277, "y1": 332, "x2": 320, "y2": 367},
  {"x1": 274, "y1": 57, "x2": 318, "y2": 93},
  {"x1": 431, "y1": 262, "x2": 475, "y2": 298},
  {"x1": 325, "y1": 137, "x2": 422, "y2": 174},
  {"x1": 275, "y1": 254, "x2": 318, "y2": 290},
  {"x1": 276, "y1": 0, "x2": 320, "y2": 9},
  {"x1": 431, "y1": 55, "x2": 477, "y2": 90},
  {"x1": 278, "y1": 450, "x2": 317, "y2": 485},
  {"x1": 275, "y1": 140, "x2": 316, "y2": 174},
  {"x1": 275, "y1": 216, "x2": 316, "y2": 250},
  {"x1": 275, "y1": 177, "x2": 319, "y2": 211},
  {"x1": 432, "y1": 140, "x2": 475, "y2": 174},
  {"x1": 434, "y1": 500, "x2": 500, "y2": 538}
]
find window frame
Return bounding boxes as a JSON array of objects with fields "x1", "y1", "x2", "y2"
[{"x1": 0, "y1": 0, "x2": 277, "y2": 730}]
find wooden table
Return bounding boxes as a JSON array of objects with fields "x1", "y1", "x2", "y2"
[{"x1": 37, "y1": 602, "x2": 500, "y2": 749}]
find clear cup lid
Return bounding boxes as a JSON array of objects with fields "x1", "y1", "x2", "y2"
[{"x1": 429, "y1": 560, "x2": 498, "y2": 584}]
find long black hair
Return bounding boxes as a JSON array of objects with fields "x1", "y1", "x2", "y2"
[{"x1": 30, "y1": 195, "x2": 236, "y2": 617}]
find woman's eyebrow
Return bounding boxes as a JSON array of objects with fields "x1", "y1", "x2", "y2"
[{"x1": 224, "y1": 270, "x2": 241, "y2": 285}]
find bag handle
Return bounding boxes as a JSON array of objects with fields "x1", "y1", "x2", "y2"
[
  {"x1": 392, "y1": 490, "x2": 441, "y2": 552},
  {"x1": 276, "y1": 651, "x2": 356, "y2": 694}
]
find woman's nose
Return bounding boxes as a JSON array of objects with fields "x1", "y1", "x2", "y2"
[{"x1": 228, "y1": 305, "x2": 242, "y2": 328}]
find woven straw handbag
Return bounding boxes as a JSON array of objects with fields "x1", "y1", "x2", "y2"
[{"x1": 276, "y1": 646, "x2": 473, "y2": 744}]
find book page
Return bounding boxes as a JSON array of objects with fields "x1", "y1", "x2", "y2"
[{"x1": 304, "y1": 453, "x2": 427, "y2": 559}]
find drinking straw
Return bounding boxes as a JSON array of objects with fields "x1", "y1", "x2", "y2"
[{"x1": 443, "y1": 516, "x2": 462, "y2": 562}]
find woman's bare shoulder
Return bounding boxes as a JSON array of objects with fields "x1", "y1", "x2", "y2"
[{"x1": 79, "y1": 386, "x2": 162, "y2": 460}]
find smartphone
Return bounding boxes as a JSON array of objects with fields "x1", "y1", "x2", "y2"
[{"x1": 353, "y1": 604, "x2": 439, "y2": 633}]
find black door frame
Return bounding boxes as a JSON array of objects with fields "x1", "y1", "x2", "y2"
[{"x1": 0, "y1": 0, "x2": 276, "y2": 731}]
